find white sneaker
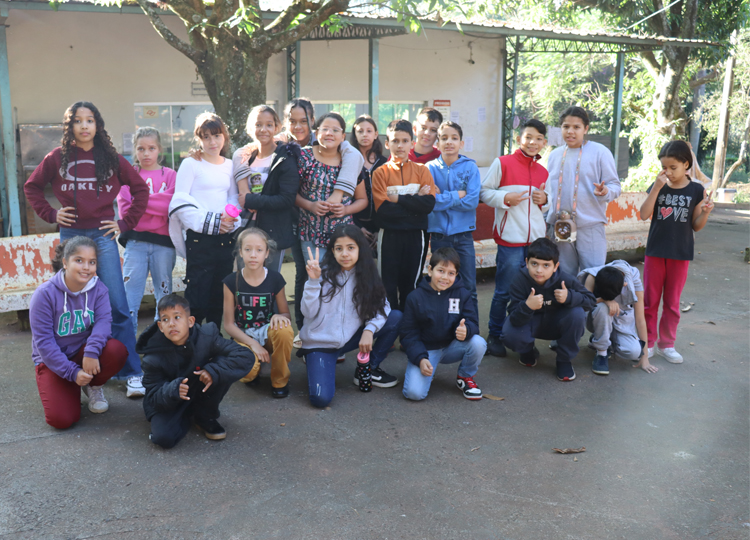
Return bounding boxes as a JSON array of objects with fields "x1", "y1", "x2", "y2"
[
  {"x1": 293, "y1": 333, "x2": 302, "y2": 349},
  {"x1": 656, "y1": 346, "x2": 684, "y2": 364},
  {"x1": 648, "y1": 347, "x2": 654, "y2": 358},
  {"x1": 82, "y1": 385, "x2": 109, "y2": 413},
  {"x1": 126, "y1": 375, "x2": 145, "y2": 398}
]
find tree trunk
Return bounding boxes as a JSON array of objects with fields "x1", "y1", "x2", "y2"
[
  {"x1": 651, "y1": 46, "x2": 691, "y2": 138},
  {"x1": 712, "y1": 55, "x2": 736, "y2": 192},
  {"x1": 196, "y1": 43, "x2": 270, "y2": 149}
]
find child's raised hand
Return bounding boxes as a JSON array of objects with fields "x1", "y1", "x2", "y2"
[
  {"x1": 655, "y1": 170, "x2": 669, "y2": 188},
  {"x1": 593, "y1": 181, "x2": 608, "y2": 197},
  {"x1": 359, "y1": 330, "x2": 374, "y2": 354},
  {"x1": 178, "y1": 378, "x2": 190, "y2": 400},
  {"x1": 504, "y1": 192, "x2": 530, "y2": 207},
  {"x1": 270, "y1": 314, "x2": 291, "y2": 330},
  {"x1": 696, "y1": 189, "x2": 714, "y2": 216},
  {"x1": 82, "y1": 356, "x2": 101, "y2": 376},
  {"x1": 419, "y1": 358, "x2": 433, "y2": 377},
  {"x1": 526, "y1": 288, "x2": 544, "y2": 310},
  {"x1": 305, "y1": 246, "x2": 321, "y2": 280},
  {"x1": 419, "y1": 184, "x2": 432, "y2": 196},
  {"x1": 75, "y1": 369, "x2": 94, "y2": 387},
  {"x1": 56, "y1": 206, "x2": 77, "y2": 227},
  {"x1": 194, "y1": 369, "x2": 213, "y2": 392},
  {"x1": 532, "y1": 183, "x2": 547, "y2": 205},
  {"x1": 554, "y1": 281, "x2": 569, "y2": 304},
  {"x1": 455, "y1": 319, "x2": 467, "y2": 341}
]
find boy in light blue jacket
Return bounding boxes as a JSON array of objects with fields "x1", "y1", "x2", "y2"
[{"x1": 427, "y1": 121, "x2": 481, "y2": 306}]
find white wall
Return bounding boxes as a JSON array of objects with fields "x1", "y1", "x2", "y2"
[{"x1": 7, "y1": 10, "x2": 503, "y2": 165}]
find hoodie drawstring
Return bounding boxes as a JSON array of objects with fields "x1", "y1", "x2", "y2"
[
  {"x1": 63, "y1": 290, "x2": 68, "y2": 314},
  {"x1": 84, "y1": 291, "x2": 89, "y2": 319}
]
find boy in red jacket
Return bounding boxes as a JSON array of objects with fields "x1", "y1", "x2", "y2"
[
  {"x1": 480, "y1": 119, "x2": 549, "y2": 357},
  {"x1": 408, "y1": 108, "x2": 443, "y2": 164}
]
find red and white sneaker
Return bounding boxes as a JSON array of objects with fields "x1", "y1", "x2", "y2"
[{"x1": 456, "y1": 376, "x2": 483, "y2": 400}]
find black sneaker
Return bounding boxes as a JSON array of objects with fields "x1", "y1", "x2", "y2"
[
  {"x1": 519, "y1": 346, "x2": 539, "y2": 367},
  {"x1": 556, "y1": 361, "x2": 576, "y2": 382},
  {"x1": 194, "y1": 418, "x2": 226, "y2": 440},
  {"x1": 370, "y1": 366, "x2": 399, "y2": 388},
  {"x1": 486, "y1": 335, "x2": 507, "y2": 357},
  {"x1": 272, "y1": 384, "x2": 290, "y2": 398},
  {"x1": 592, "y1": 353, "x2": 610, "y2": 376}
]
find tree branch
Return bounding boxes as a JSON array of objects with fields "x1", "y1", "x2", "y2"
[
  {"x1": 689, "y1": 67, "x2": 719, "y2": 88},
  {"x1": 263, "y1": 0, "x2": 350, "y2": 53},
  {"x1": 136, "y1": 0, "x2": 204, "y2": 64},
  {"x1": 640, "y1": 50, "x2": 661, "y2": 78},
  {"x1": 265, "y1": 0, "x2": 321, "y2": 34},
  {"x1": 721, "y1": 109, "x2": 750, "y2": 188}
]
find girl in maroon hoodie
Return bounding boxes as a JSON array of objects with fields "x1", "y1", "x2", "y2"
[
  {"x1": 24, "y1": 102, "x2": 149, "y2": 396},
  {"x1": 29, "y1": 237, "x2": 128, "y2": 429}
]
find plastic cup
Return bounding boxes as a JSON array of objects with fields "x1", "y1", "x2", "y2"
[{"x1": 224, "y1": 204, "x2": 241, "y2": 218}]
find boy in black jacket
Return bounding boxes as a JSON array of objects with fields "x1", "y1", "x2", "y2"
[
  {"x1": 401, "y1": 248, "x2": 487, "y2": 401},
  {"x1": 139, "y1": 294, "x2": 255, "y2": 449},
  {"x1": 503, "y1": 238, "x2": 596, "y2": 381}
]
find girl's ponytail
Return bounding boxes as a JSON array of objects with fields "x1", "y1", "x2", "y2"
[{"x1": 51, "y1": 236, "x2": 98, "y2": 273}]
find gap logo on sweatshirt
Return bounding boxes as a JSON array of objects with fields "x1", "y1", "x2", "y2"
[
  {"x1": 57, "y1": 309, "x2": 95, "y2": 337},
  {"x1": 656, "y1": 193, "x2": 693, "y2": 223}
]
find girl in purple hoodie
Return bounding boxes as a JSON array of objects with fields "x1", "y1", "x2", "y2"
[{"x1": 29, "y1": 237, "x2": 128, "y2": 429}]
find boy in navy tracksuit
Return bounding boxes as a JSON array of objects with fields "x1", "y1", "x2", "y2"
[
  {"x1": 401, "y1": 248, "x2": 487, "y2": 401},
  {"x1": 503, "y1": 238, "x2": 596, "y2": 381}
]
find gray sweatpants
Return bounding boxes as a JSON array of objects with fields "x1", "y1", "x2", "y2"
[
  {"x1": 586, "y1": 302, "x2": 641, "y2": 360},
  {"x1": 554, "y1": 224, "x2": 607, "y2": 276}
]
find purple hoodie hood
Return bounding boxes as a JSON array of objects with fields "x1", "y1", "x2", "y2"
[{"x1": 29, "y1": 271, "x2": 113, "y2": 383}]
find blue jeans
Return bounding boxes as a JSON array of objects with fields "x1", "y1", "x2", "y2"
[
  {"x1": 402, "y1": 335, "x2": 486, "y2": 401},
  {"x1": 122, "y1": 240, "x2": 176, "y2": 335},
  {"x1": 430, "y1": 232, "x2": 477, "y2": 306},
  {"x1": 60, "y1": 228, "x2": 141, "y2": 378},
  {"x1": 488, "y1": 244, "x2": 528, "y2": 338},
  {"x1": 306, "y1": 309, "x2": 402, "y2": 408}
]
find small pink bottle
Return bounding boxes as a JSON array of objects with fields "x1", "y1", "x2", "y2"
[{"x1": 224, "y1": 204, "x2": 241, "y2": 218}]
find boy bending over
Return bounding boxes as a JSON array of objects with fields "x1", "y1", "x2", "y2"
[
  {"x1": 401, "y1": 248, "x2": 487, "y2": 401},
  {"x1": 139, "y1": 294, "x2": 256, "y2": 448},
  {"x1": 578, "y1": 261, "x2": 656, "y2": 375},
  {"x1": 503, "y1": 238, "x2": 595, "y2": 381}
]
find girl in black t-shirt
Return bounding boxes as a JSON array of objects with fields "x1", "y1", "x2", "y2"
[
  {"x1": 639, "y1": 141, "x2": 714, "y2": 365},
  {"x1": 222, "y1": 228, "x2": 294, "y2": 398}
]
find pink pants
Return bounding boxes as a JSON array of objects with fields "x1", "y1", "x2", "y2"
[
  {"x1": 35, "y1": 338, "x2": 128, "y2": 429},
  {"x1": 643, "y1": 256, "x2": 690, "y2": 348}
]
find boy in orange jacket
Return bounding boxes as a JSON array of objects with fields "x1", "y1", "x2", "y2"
[{"x1": 373, "y1": 119, "x2": 436, "y2": 311}]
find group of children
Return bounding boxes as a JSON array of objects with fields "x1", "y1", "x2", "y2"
[{"x1": 24, "y1": 100, "x2": 714, "y2": 449}]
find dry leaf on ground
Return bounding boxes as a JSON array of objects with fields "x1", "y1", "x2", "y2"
[
  {"x1": 553, "y1": 447, "x2": 586, "y2": 454},
  {"x1": 483, "y1": 394, "x2": 505, "y2": 401}
]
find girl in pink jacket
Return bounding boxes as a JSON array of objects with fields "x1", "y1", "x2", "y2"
[{"x1": 116, "y1": 127, "x2": 176, "y2": 397}]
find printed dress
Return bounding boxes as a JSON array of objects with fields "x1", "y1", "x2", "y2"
[{"x1": 297, "y1": 147, "x2": 353, "y2": 248}]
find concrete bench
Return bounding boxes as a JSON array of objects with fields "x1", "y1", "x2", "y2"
[
  {"x1": 0, "y1": 234, "x2": 186, "y2": 313},
  {"x1": 0, "y1": 193, "x2": 649, "y2": 313}
]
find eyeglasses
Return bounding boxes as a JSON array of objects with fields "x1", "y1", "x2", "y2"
[{"x1": 318, "y1": 127, "x2": 343, "y2": 135}]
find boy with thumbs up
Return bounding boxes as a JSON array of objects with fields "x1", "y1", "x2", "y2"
[
  {"x1": 480, "y1": 119, "x2": 550, "y2": 358},
  {"x1": 503, "y1": 238, "x2": 596, "y2": 381},
  {"x1": 400, "y1": 248, "x2": 487, "y2": 401}
]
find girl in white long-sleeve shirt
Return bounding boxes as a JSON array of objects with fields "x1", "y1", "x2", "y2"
[{"x1": 169, "y1": 113, "x2": 240, "y2": 326}]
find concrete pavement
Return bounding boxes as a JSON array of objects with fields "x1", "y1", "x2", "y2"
[{"x1": 0, "y1": 209, "x2": 748, "y2": 539}]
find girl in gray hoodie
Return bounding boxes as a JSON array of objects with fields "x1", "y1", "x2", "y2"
[{"x1": 300, "y1": 225, "x2": 402, "y2": 407}]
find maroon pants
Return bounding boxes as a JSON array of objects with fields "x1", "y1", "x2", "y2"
[
  {"x1": 35, "y1": 339, "x2": 128, "y2": 429},
  {"x1": 643, "y1": 256, "x2": 690, "y2": 349}
]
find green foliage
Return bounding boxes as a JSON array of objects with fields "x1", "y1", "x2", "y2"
[{"x1": 733, "y1": 190, "x2": 750, "y2": 203}]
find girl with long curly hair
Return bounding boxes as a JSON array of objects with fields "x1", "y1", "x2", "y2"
[
  {"x1": 24, "y1": 101, "x2": 149, "y2": 398},
  {"x1": 299, "y1": 224, "x2": 402, "y2": 408}
]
